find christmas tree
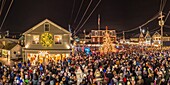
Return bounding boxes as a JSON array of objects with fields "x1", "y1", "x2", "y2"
[{"x1": 99, "y1": 26, "x2": 117, "y2": 54}]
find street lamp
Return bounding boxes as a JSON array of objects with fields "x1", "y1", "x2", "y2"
[{"x1": 142, "y1": 29, "x2": 145, "y2": 34}]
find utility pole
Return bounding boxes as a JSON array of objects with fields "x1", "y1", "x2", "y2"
[
  {"x1": 123, "y1": 31, "x2": 125, "y2": 43},
  {"x1": 158, "y1": 11, "x2": 164, "y2": 51},
  {"x1": 98, "y1": 14, "x2": 101, "y2": 47},
  {"x1": 83, "y1": 29, "x2": 86, "y2": 44}
]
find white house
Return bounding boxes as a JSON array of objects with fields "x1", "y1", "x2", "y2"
[{"x1": 22, "y1": 19, "x2": 71, "y2": 64}]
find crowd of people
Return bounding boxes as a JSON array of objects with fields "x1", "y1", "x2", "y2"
[{"x1": 0, "y1": 48, "x2": 170, "y2": 85}]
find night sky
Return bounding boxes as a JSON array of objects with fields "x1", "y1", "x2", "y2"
[{"x1": 0, "y1": 0, "x2": 170, "y2": 37}]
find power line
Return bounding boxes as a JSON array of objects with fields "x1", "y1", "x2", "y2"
[
  {"x1": 159, "y1": 0, "x2": 163, "y2": 12},
  {"x1": 161, "y1": 0, "x2": 167, "y2": 11},
  {"x1": 74, "y1": 0, "x2": 93, "y2": 32},
  {"x1": 0, "y1": 0, "x2": 14, "y2": 30},
  {"x1": 164, "y1": 25, "x2": 170, "y2": 28},
  {"x1": 73, "y1": 0, "x2": 84, "y2": 26},
  {"x1": 0, "y1": 0, "x2": 6, "y2": 16},
  {"x1": 117, "y1": 13, "x2": 159, "y2": 34},
  {"x1": 117, "y1": 0, "x2": 167, "y2": 35},
  {"x1": 165, "y1": 10, "x2": 170, "y2": 23},
  {"x1": 74, "y1": 0, "x2": 101, "y2": 35},
  {"x1": 150, "y1": 27, "x2": 160, "y2": 32},
  {"x1": 69, "y1": 0, "x2": 76, "y2": 24}
]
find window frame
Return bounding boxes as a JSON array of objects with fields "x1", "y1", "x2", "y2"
[
  {"x1": 44, "y1": 23, "x2": 50, "y2": 32},
  {"x1": 54, "y1": 35, "x2": 62, "y2": 44},
  {"x1": 32, "y1": 35, "x2": 40, "y2": 44}
]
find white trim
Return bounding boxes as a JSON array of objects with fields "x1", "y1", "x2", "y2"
[
  {"x1": 23, "y1": 19, "x2": 71, "y2": 35},
  {"x1": 152, "y1": 32, "x2": 161, "y2": 38},
  {"x1": 54, "y1": 35, "x2": 62, "y2": 44},
  {"x1": 44, "y1": 23, "x2": 50, "y2": 32},
  {"x1": 32, "y1": 35, "x2": 40, "y2": 44}
]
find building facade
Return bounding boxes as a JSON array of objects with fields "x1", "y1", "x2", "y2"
[
  {"x1": 0, "y1": 37, "x2": 22, "y2": 60},
  {"x1": 139, "y1": 32, "x2": 145, "y2": 45},
  {"x1": 23, "y1": 19, "x2": 71, "y2": 64},
  {"x1": 145, "y1": 31, "x2": 152, "y2": 46},
  {"x1": 90, "y1": 30, "x2": 116, "y2": 43},
  {"x1": 152, "y1": 32, "x2": 161, "y2": 46}
]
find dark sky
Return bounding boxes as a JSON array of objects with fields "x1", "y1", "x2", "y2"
[{"x1": 0, "y1": 0, "x2": 170, "y2": 36}]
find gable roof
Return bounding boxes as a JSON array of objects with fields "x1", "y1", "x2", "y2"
[
  {"x1": 0, "y1": 38, "x2": 18, "y2": 43},
  {"x1": 145, "y1": 31, "x2": 151, "y2": 39},
  {"x1": 3, "y1": 43, "x2": 18, "y2": 50},
  {"x1": 139, "y1": 32, "x2": 144, "y2": 38},
  {"x1": 23, "y1": 19, "x2": 71, "y2": 35},
  {"x1": 152, "y1": 31, "x2": 161, "y2": 38}
]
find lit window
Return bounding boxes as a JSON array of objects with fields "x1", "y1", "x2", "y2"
[
  {"x1": 21, "y1": 40, "x2": 24, "y2": 45},
  {"x1": 102, "y1": 31, "x2": 105, "y2": 36},
  {"x1": 54, "y1": 35, "x2": 62, "y2": 44},
  {"x1": 95, "y1": 31, "x2": 98, "y2": 36},
  {"x1": 44, "y1": 23, "x2": 50, "y2": 32},
  {"x1": 92, "y1": 31, "x2": 95, "y2": 36},
  {"x1": 32, "y1": 35, "x2": 39, "y2": 44},
  {"x1": 93, "y1": 38, "x2": 95, "y2": 42},
  {"x1": 97, "y1": 38, "x2": 100, "y2": 42}
]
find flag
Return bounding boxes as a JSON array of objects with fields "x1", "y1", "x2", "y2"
[
  {"x1": 98, "y1": 14, "x2": 100, "y2": 26},
  {"x1": 68, "y1": 25, "x2": 72, "y2": 33}
]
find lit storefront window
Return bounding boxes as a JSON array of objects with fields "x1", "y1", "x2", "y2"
[{"x1": 27, "y1": 52, "x2": 68, "y2": 65}]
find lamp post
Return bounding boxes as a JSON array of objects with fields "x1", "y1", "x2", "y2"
[
  {"x1": 123, "y1": 31, "x2": 125, "y2": 44},
  {"x1": 142, "y1": 29, "x2": 145, "y2": 54}
]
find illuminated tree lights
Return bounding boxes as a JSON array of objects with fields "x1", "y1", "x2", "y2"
[
  {"x1": 41, "y1": 33, "x2": 53, "y2": 47},
  {"x1": 100, "y1": 26, "x2": 117, "y2": 53}
]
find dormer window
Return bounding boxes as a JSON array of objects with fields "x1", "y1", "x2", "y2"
[{"x1": 44, "y1": 23, "x2": 50, "y2": 32}]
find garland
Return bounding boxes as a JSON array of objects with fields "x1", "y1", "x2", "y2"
[{"x1": 41, "y1": 33, "x2": 53, "y2": 47}]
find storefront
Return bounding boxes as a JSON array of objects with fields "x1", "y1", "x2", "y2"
[
  {"x1": 24, "y1": 50, "x2": 70, "y2": 65},
  {"x1": 1, "y1": 49, "x2": 10, "y2": 58}
]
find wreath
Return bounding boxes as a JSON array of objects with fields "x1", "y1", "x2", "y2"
[{"x1": 41, "y1": 33, "x2": 53, "y2": 47}]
